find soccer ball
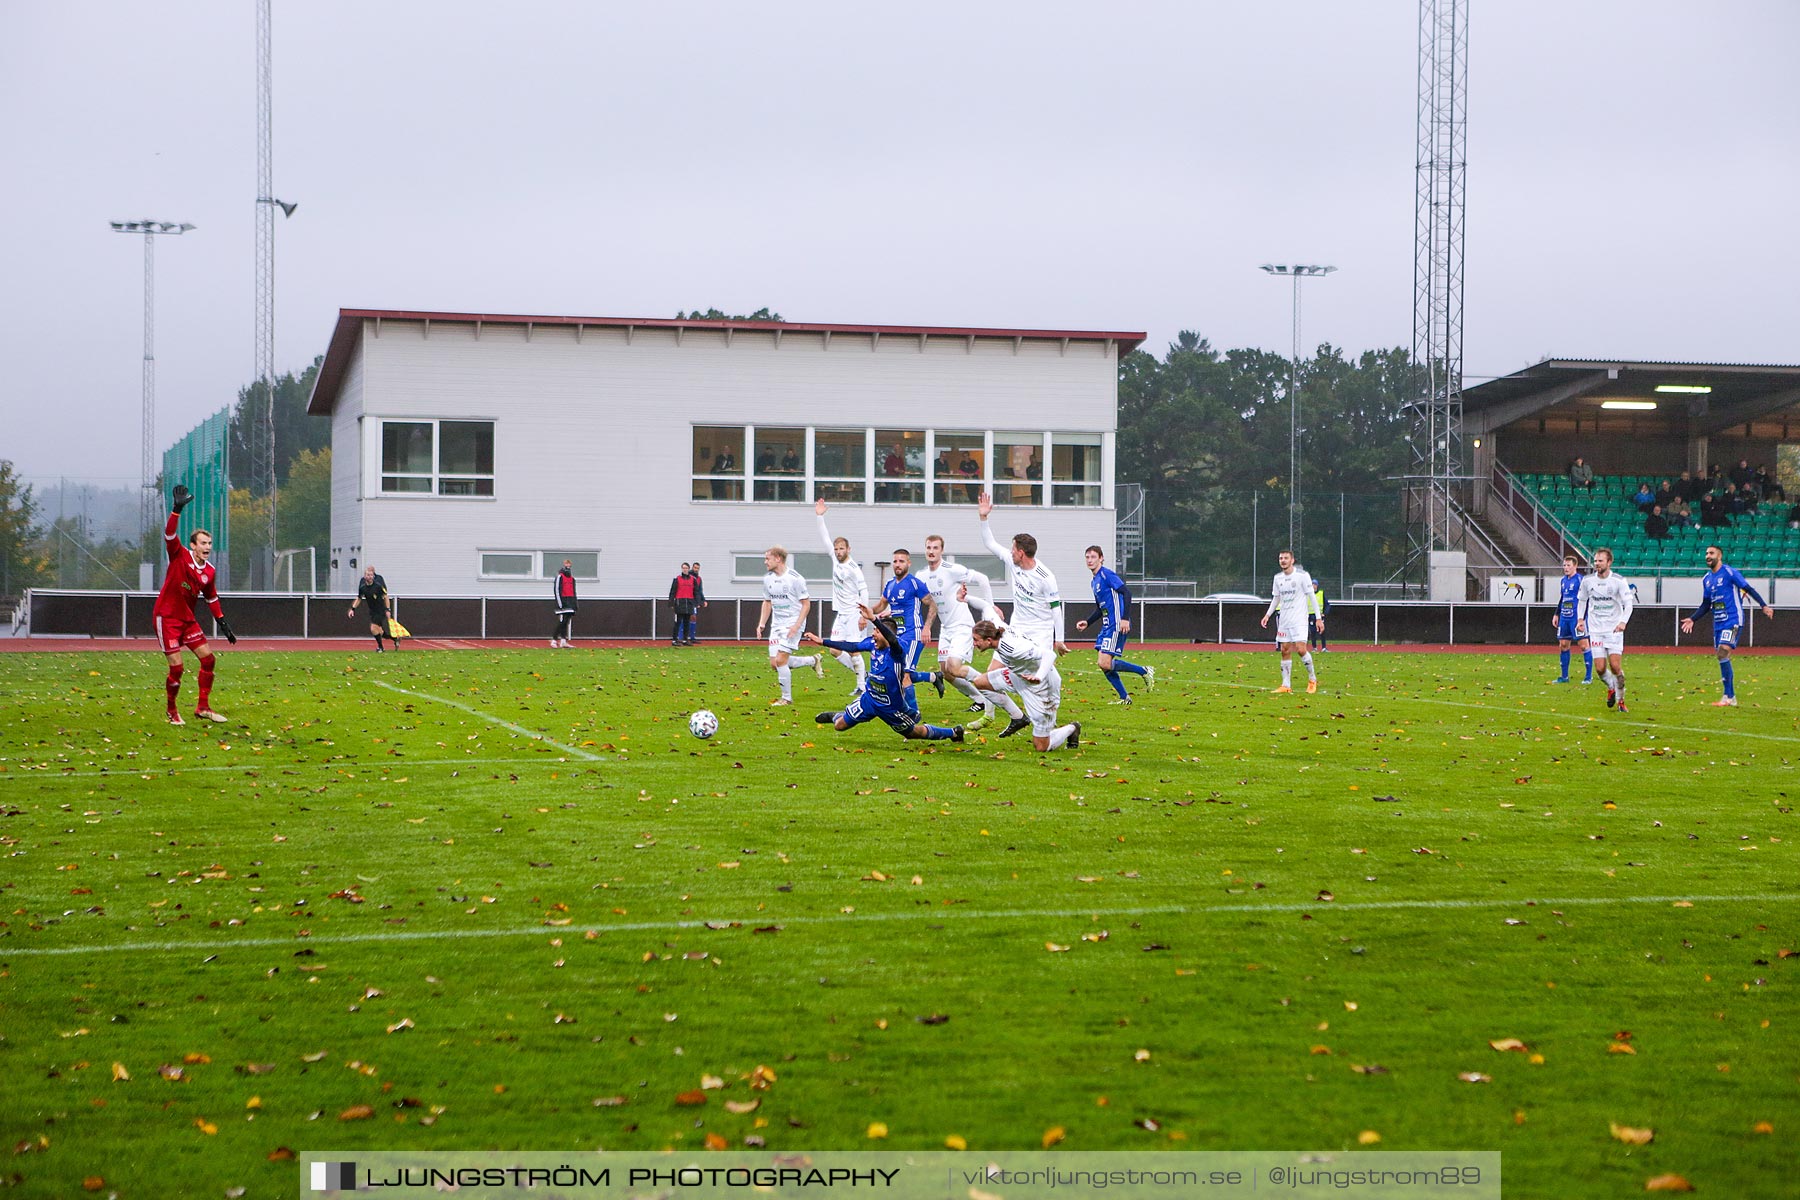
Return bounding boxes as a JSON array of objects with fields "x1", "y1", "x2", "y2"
[{"x1": 688, "y1": 709, "x2": 719, "y2": 740}]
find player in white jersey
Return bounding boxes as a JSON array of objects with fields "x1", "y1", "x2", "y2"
[
  {"x1": 755, "y1": 545, "x2": 823, "y2": 706},
  {"x1": 1576, "y1": 546, "x2": 1635, "y2": 713},
  {"x1": 968, "y1": 616, "x2": 1081, "y2": 751},
  {"x1": 919, "y1": 533, "x2": 1023, "y2": 732},
  {"x1": 814, "y1": 500, "x2": 870, "y2": 691},
  {"x1": 976, "y1": 492, "x2": 1067, "y2": 658},
  {"x1": 1259, "y1": 550, "x2": 1322, "y2": 693}
]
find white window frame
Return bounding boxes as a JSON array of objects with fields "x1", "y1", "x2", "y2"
[{"x1": 370, "y1": 417, "x2": 496, "y2": 499}]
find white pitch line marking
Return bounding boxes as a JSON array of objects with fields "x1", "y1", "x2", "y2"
[
  {"x1": 371, "y1": 680, "x2": 601, "y2": 760},
  {"x1": 6, "y1": 894, "x2": 1792, "y2": 958},
  {"x1": 0, "y1": 757, "x2": 603, "y2": 783},
  {"x1": 1195, "y1": 676, "x2": 1800, "y2": 747}
]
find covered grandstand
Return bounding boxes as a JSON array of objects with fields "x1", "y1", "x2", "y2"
[{"x1": 1465, "y1": 359, "x2": 1798, "y2": 586}]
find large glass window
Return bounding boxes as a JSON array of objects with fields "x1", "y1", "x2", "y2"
[
  {"x1": 692, "y1": 426, "x2": 745, "y2": 501},
  {"x1": 813, "y1": 429, "x2": 867, "y2": 504},
  {"x1": 993, "y1": 434, "x2": 1044, "y2": 506},
  {"x1": 479, "y1": 552, "x2": 533, "y2": 578},
  {"x1": 540, "y1": 552, "x2": 600, "y2": 579},
  {"x1": 1052, "y1": 433, "x2": 1103, "y2": 507},
  {"x1": 753, "y1": 427, "x2": 806, "y2": 502},
  {"x1": 381, "y1": 422, "x2": 434, "y2": 493},
  {"x1": 875, "y1": 429, "x2": 925, "y2": 504},
  {"x1": 380, "y1": 420, "x2": 494, "y2": 496},
  {"x1": 438, "y1": 421, "x2": 495, "y2": 496},
  {"x1": 932, "y1": 433, "x2": 986, "y2": 505}
]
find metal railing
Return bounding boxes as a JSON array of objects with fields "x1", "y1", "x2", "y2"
[{"x1": 1491, "y1": 463, "x2": 1591, "y2": 563}]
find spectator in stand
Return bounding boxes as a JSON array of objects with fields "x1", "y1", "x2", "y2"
[
  {"x1": 1653, "y1": 479, "x2": 1676, "y2": 509},
  {"x1": 1632, "y1": 482, "x2": 1656, "y2": 512},
  {"x1": 1756, "y1": 464, "x2": 1786, "y2": 502},
  {"x1": 1666, "y1": 497, "x2": 1692, "y2": 529},
  {"x1": 710, "y1": 448, "x2": 736, "y2": 499},
  {"x1": 1737, "y1": 482, "x2": 1760, "y2": 515},
  {"x1": 1708, "y1": 463, "x2": 1727, "y2": 492},
  {"x1": 1644, "y1": 505, "x2": 1670, "y2": 540},
  {"x1": 1700, "y1": 493, "x2": 1732, "y2": 528},
  {"x1": 958, "y1": 450, "x2": 981, "y2": 502},
  {"x1": 1569, "y1": 456, "x2": 1596, "y2": 491},
  {"x1": 1675, "y1": 470, "x2": 1702, "y2": 503},
  {"x1": 1788, "y1": 501, "x2": 1800, "y2": 530},
  {"x1": 1729, "y1": 459, "x2": 1756, "y2": 489}
]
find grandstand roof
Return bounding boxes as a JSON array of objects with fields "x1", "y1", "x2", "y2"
[
  {"x1": 306, "y1": 308, "x2": 1146, "y2": 416},
  {"x1": 1464, "y1": 358, "x2": 1800, "y2": 437}
]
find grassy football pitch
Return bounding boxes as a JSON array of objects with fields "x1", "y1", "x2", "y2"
[{"x1": 2, "y1": 643, "x2": 1795, "y2": 1199}]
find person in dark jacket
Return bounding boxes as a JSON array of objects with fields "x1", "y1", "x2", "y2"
[
  {"x1": 551, "y1": 559, "x2": 577, "y2": 648},
  {"x1": 1644, "y1": 506, "x2": 1670, "y2": 540},
  {"x1": 669, "y1": 563, "x2": 702, "y2": 645}
]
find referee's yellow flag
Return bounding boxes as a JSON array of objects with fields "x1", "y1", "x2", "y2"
[{"x1": 387, "y1": 618, "x2": 412, "y2": 639}]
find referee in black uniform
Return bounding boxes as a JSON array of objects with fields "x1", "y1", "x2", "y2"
[{"x1": 350, "y1": 565, "x2": 398, "y2": 651}]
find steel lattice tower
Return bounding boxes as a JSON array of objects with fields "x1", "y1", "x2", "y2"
[
  {"x1": 110, "y1": 220, "x2": 194, "y2": 563},
  {"x1": 1403, "y1": 0, "x2": 1470, "y2": 583},
  {"x1": 251, "y1": 0, "x2": 289, "y2": 588}
]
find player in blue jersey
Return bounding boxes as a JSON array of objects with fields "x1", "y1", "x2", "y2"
[
  {"x1": 1072, "y1": 545, "x2": 1155, "y2": 705},
  {"x1": 869, "y1": 548, "x2": 944, "y2": 704},
  {"x1": 802, "y1": 614, "x2": 964, "y2": 742},
  {"x1": 1550, "y1": 554, "x2": 1594, "y2": 684},
  {"x1": 1679, "y1": 543, "x2": 1774, "y2": 707}
]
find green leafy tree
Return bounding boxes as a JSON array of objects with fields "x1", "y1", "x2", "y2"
[
  {"x1": 0, "y1": 460, "x2": 47, "y2": 594},
  {"x1": 228, "y1": 356, "x2": 328, "y2": 489},
  {"x1": 674, "y1": 307, "x2": 784, "y2": 322},
  {"x1": 226, "y1": 487, "x2": 272, "y2": 585},
  {"x1": 276, "y1": 447, "x2": 331, "y2": 564}
]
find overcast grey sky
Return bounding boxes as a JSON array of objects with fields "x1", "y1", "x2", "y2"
[{"x1": 2, "y1": 0, "x2": 1796, "y2": 485}]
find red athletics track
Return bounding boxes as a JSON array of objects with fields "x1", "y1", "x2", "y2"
[{"x1": 2, "y1": 638, "x2": 1795, "y2": 655}]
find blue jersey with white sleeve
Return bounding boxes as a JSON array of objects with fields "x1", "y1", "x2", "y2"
[
  {"x1": 882, "y1": 575, "x2": 932, "y2": 647},
  {"x1": 1695, "y1": 565, "x2": 1766, "y2": 632},
  {"x1": 821, "y1": 635, "x2": 921, "y2": 733},
  {"x1": 1089, "y1": 567, "x2": 1131, "y2": 631}
]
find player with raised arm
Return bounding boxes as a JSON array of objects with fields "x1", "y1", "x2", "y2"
[
  {"x1": 1074, "y1": 545, "x2": 1154, "y2": 705},
  {"x1": 868, "y1": 547, "x2": 942, "y2": 704},
  {"x1": 153, "y1": 485, "x2": 237, "y2": 725},
  {"x1": 814, "y1": 499, "x2": 870, "y2": 691},
  {"x1": 755, "y1": 545, "x2": 822, "y2": 706},
  {"x1": 1577, "y1": 546, "x2": 1635, "y2": 713},
  {"x1": 1259, "y1": 550, "x2": 1321, "y2": 693},
  {"x1": 968, "y1": 615, "x2": 1081, "y2": 751},
  {"x1": 976, "y1": 492, "x2": 1067, "y2": 660},
  {"x1": 802, "y1": 613, "x2": 964, "y2": 744},
  {"x1": 350, "y1": 565, "x2": 398, "y2": 652},
  {"x1": 919, "y1": 533, "x2": 1019, "y2": 731},
  {"x1": 1680, "y1": 543, "x2": 1775, "y2": 707},
  {"x1": 1550, "y1": 554, "x2": 1593, "y2": 684}
]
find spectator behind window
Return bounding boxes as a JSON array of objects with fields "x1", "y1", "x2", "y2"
[
  {"x1": 1569, "y1": 456, "x2": 1596, "y2": 490},
  {"x1": 1756, "y1": 464, "x2": 1786, "y2": 502}
]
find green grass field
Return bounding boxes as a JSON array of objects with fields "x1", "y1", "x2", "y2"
[{"x1": 2, "y1": 644, "x2": 1796, "y2": 1199}]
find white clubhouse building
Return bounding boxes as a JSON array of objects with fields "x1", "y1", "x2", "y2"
[{"x1": 306, "y1": 309, "x2": 1142, "y2": 599}]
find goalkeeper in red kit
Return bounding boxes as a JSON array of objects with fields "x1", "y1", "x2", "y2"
[{"x1": 152, "y1": 485, "x2": 237, "y2": 725}]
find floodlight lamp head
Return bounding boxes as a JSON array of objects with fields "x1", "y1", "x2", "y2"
[{"x1": 278, "y1": 200, "x2": 297, "y2": 218}]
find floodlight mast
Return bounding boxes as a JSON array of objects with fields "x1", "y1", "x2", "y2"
[
  {"x1": 110, "y1": 219, "x2": 195, "y2": 560},
  {"x1": 1260, "y1": 264, "x2": 1337, "y2": 561},
  {"x1": 253, "y1": 0, "x2": 297, "y2": 587}
]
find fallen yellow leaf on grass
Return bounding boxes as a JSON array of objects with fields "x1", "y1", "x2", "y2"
[
  {"x1": 82, "y1": 1178, "x2": 105, "y2": 1193},
  {"x1": 1134, "y1": 1049, "x2": 1151, "y2": 1062},
  {"x1": 866, "y1": 1122, "x2": 888, "y2": 1139},
  {"x1": 724, "y1": 1100, "x2": 760, "y2": 1115},
  {"x1": 111, "y1": 1063, "x2": 129, "y2": 1082},
  {"x1": 944, "y1": 1135, "x2": 967, "y2": 1150},
  {"x1": 338, "y1": 1105, "x2": 374, "y2": 1121},
  {"x1": 1644, "y1": 1175, "x2": 1693, "y2": 1192},
  {"x1": 1042, "y1": 1126, "x2": 1066, "y2": 1148},
  {"x1": 1310, "y1": 1045, "x2": 1333, "y2": 1056},
  {"x1": 193, "y1": 1119, "x2": 218, "y2": 1135},
  {"x1": 1608, "y1": 1041, "x2": 1638, "y2": 1055},
  {"x1": 1358, "y1": 1130, "x2": 1381, "y2": 1145},
  {"x1": 1610, "y1": 1123, "x2": 1654, "y2": 1145},
  {"x1": 704, "y1": 1132, "x2": 728, "y2": 1150},
  {"x1": 1458, "y1": 1072, "x2": 1491, "y2": 1083},
  {"x1": 1752, "y1": 1121, "x2": 1774, "y2": 1134},
  {"x1": 1045, "y1": 942, "x2": 1070, "y2": 953},
  {"x1": 1489, "y1": 1038, "x2": 1529, "y2": 1052}
]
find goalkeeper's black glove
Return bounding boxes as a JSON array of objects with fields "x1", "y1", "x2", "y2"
[
  {"x1": 171, "y1": 484, "x2": 194, "y2": 513},
  {"x1": 217, "y1": 617, "x2": 237, "y2": 645}
]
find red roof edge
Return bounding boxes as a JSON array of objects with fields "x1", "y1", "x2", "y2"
[{"x1": 307, "y1": 308, "x2": 1146, "y2": 415}]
